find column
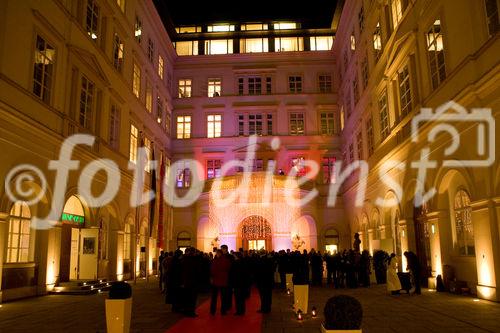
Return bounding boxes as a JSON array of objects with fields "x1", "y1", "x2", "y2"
[
  {"x1": 367, "y1": 228, "x2": 374, "y2": 255},
  {"x1": 399, "y1": 219, "x2": 409, "y2": 271},
  {"x1": 472, "y1": 199, "x2": 500, "y2": 301},
  {"x1": 0, "y1": 213, "x2": 8, "y2": 302}
]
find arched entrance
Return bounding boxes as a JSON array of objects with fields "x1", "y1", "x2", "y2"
[
  {"x1": 59, "y1": 195, "x2": 98, "y2": 281},
  {"x1": 238, "y1": 216, "x2": 272, "y2": 251}
]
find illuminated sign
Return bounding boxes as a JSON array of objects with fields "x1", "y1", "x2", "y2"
[{"x1": 61, "y1": 213, "x2": 85, "y2": 224}]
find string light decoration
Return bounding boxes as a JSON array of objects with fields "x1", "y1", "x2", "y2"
[{"x1": 207, "y1": 172, "x2": 301, "y2": 251}]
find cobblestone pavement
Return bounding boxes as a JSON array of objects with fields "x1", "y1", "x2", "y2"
[{"x1": 1, "y1": 278, "x2": 499, "y2": 333}]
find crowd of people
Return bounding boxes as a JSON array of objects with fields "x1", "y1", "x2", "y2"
[{"x1": 157, "y1": 238, "x2": 422, "y2": 317}]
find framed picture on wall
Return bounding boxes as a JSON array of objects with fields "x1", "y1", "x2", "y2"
[{"x1": 83, "y1": 237, "x2": 96, "y2": 254}]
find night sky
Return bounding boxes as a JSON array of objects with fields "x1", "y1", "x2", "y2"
[{"x1": 154, "y1": 0, "x2": 338, "y2": 29}]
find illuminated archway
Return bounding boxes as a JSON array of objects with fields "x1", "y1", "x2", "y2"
[{"x1": 238, "y1": 215, "x2": 272, "y2": 250}]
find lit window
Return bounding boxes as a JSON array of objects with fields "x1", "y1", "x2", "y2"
[
  {"x1": 248, "y1": 77, "x2": 262, "y2": 95},
  {"x1": 241, "y1": 23, "x2": 268, "y2": 31},
  {"x1": 319, "y1": 74, "x2": 332, "y2": 93},
  {"x1": 175, "y1": 41, "x2": 199, "y2": 56},
  {"x1": 340, "y1": 106, "x2": 345, "y2": 131},
  {"x1": 373, "y1": 22, "x2": 382, "y2": 61},
  {"x1": 310, "y1": 36, "x2": 333, "y2": 51},
  {"x1": 249, "y1": 114, "x2": 263, "y2": 135},
  {"x1": 356, "y1": 131, "x2": 364, "y2": 160},
  {"x1": 320, "y1": 112, "x2": 335, "y2": 135},
  {"x1": 86, "y1": 0, "x2": 100, "y2": 40},
  {"x1": 288, "y1": 76, "x2": 302, "y2": 93},
  {"x1": 109, "y1": 104, "x2": 121, "y2": 149},
  {"x1": 291, "y1": 157, "x2": 306, "y2": 176},
  {"x1": 426, "y1": 19, "x2": 446, "y2": 90},
  {"x1": 176, "y1": 26, "x2": 202, "y2": 33},
  {"x1": 391, "y1": 0, "x2": 407, "y2": 28},
  {"x1": 177, "y1": 115, "x2": 191, "y2": 139},
  {"x1": 134, "y1": 16, "x2": 142, "y2": 43},
  {"x1": 145, "y1": 80, "x2": 152, "y2": 113},
  {"x1": 378, "y1": 90, "x2": 390, "y2": 140},
  {"x1": 79, "y1": 76, "x2": 94, "y2": 129},
  {"x1": 113, "y1": 33, "x2": 124, "y2": 72},
  {"x1": 158, "y1": 55, "x2": 164, "y2": 79},
  {"x1": 274, "y1": 22, "x2": 297, "y2": 30},
  {"x1": 208, "y1": 78, "x2": 222, "y2": 97},
  {"x1": 398, "y1": 65, "x2": 413, "y2": 117},
  {"x1": 205, "y1": 39, "x2": 233, "y2": 55},
  {"x1": 485, "y1": 0, "x2": 499, "y2": 36},
  {"x1": 207, "y1": 24, "x2": 235, "y2": 32},
  {"x1": 454, "y1": 190, "x2": 475, "y2": 256},
  {"x1": 207, "y1": 160, "x2": 222, "y2": 179},
  {"x1": 207, "y1": 114, "x2": 222, "y2": 138},
  {"x1": 176, "y1": 162, "x2": 191, "y2": 188},
  {"x1": 129, "y1": 124, "x2": 138, "y2": 163},
  {"x1": 275, "y1": 37, "x2": 304, "y2": 52},
  {"x1": 133, "y1": 62, "x2": 141, "y2": 98},
  {"x1": 178, "y1": 79, "x2": 192, "y2": 98},
  {"x1": 147, "y1": 38, "x2": 154, "y2": 62},
  {"x1": 350, "y1": 33, "x2": 356, "y2": 51},
  {"x1": 289, "y1": 113, "x2": 304, "y2": 135},
  {"x1": 366, "y1": 117, "x2": 374, "y2": 156},
  {"x1": 322, "y1": 157, "x2": 336, "y2": 184},
  {"x1": 240, "y1": 38, "x2": 269, "y2": 53},
  {"x1": 7, "y1": 202, "x2": 31, "y2": 263},
  {"x1": 33, "y1": 35, "x2": 55, "y2": 103}
]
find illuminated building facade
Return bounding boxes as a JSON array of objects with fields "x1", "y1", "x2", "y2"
[{"x1": 0, "y1": 0, "x2": 499, "y2": 303}]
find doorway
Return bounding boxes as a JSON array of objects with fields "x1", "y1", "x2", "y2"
[{"x1": 239, "y1": 216, "x2": 272, "y2": 251}]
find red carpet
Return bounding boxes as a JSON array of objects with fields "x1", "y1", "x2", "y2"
[{"x1": 166, "y1": 289, "x2": 263, "y2": 333}]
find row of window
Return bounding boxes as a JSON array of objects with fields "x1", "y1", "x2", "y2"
[
  {"x1": 178, "y1": 74, "x2": 332, "y2": 98},
  {"x1": 176, "y1": 22, "x2": 299, "y2": 33},
  {"x1": 173, "y1": 111, "x2": 336, "y2": 139},
  {"x1": 174, "y1": 156, "x2": 337, "y2": 188},
  {"x1": 174, "y1": 36, "x2": 333, "y2": 56}
]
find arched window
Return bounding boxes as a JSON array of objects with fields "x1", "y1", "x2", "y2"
[
  {"x1": 7, "y1": 202, "x2": 31, "y2": 263},
  {"x1": 454, "y1": 190, "x2": 474, "y2": 256},
  {"x1": 324, "y1": 228, "x2": 339, "y2": 254},
  {"x1": 177, "y1": 231, "x2": 191, "y2": 250}
]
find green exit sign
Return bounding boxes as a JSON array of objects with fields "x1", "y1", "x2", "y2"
[{"x1": 61, "y1": 213, "x2": 85, "y2": 224}]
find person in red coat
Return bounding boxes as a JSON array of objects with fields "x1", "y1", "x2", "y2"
[{"x1": 210, "y1": 249, "x2": 232, "y2": 315}]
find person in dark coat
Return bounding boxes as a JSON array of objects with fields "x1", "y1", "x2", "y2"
[
  {"x1": 310, "y1": 250, "x2": 323, "y2": 286},
  {"x1": 166, "y1": 249, "x2": 183, "y2": 313},
  {"x1": 404, "y1": 251, "x2": 421, "y2": 294},
  {"x1": 359, "y1": 250, "x2": 371, "y2": 287},
  {"x1": 230, "y1": 252, "x2": 250, "y2": 315},
  {"x1": 255, "y1": 252, "x2": 274, "y2": 313},
  {"x1": 158, "y1": 251, "x2": 165, "y2": 291},
  {"x1": 221, "y1": 244, "x2": 234, "y2": 310},
  {"x1": 210, "y1": 249, "x2": 232, "y2": 315},
  {"x1": 180, "y1": 247, "x2": 201, "y2": 317}
]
